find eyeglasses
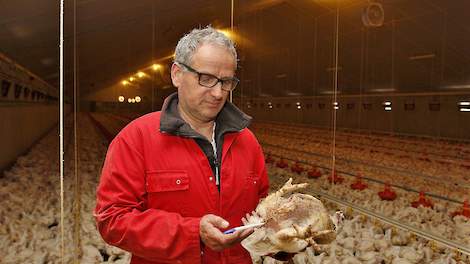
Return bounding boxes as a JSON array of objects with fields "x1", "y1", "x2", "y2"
[{"x1": 176, "y1": 62, "x2": 239, "y2": 92}]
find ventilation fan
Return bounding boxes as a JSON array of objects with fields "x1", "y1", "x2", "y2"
[{"x1": 362, "y1": 2, "x2": 384, "y2": 27}]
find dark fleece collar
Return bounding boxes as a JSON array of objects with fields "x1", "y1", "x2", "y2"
[{"x1": 160, "y1": 92, "x2": 252, "y2": 138}]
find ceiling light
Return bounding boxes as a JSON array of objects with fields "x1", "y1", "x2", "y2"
[
  {"x1": 129, "y1": 77, "x2": 135, "y2": 82},
  {"x1": 137, "y1": 72, "x2": 145, "y2": 78},
  {"x1": 409, "y1": 53, "x2": 435, "y2": 60},
  {"x1": 326, "y1": 66, "x2": 342, "y2": 72},
  {"x1": 286, "y1": 92, "x2": 302, "y2": 96},
  {"x1": 128, "y1": 98, "x2": 132, "y2": 103},
  {"x1": 152, "y1": 64, "x2": 162, "y2": 71},
  {"x1": 135, "y1": 96, "x2": 141, "y2": 103},
  {"x1": 118, "y1": 96, "x2": 125, "y2": 102},
  {"x1": 369, "y1": 88, "x2": 396, "y2": 92},
  {"x1": 122, "y1": 80, "x2": 129, "y2": 86},
  {"x1": 320, "y1": 90, "x2": 341, "y2": 95},
  {"x1": 217, "y1": 29, "x2": 233, "y2": 39},
  {"x1": 442, "y1": 84, "x2": 470, "y2": 90}
]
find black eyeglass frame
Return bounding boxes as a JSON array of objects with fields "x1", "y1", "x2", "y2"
[{"x1": 176, "y1": 62, "x2": 239, "y2": 92}]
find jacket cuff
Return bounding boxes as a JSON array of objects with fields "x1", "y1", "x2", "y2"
[{"x1": 184, "y1": 217, "x2": 203, "y2": 259}]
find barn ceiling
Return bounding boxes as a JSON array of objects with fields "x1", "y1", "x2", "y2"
[{"x1": 0, "y1": 0, "x2": 469, "y2": 99}]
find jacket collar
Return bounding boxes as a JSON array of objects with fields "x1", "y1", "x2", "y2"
[{"x1": 160, "y1": 92, "x2": 252, "y2": 137}]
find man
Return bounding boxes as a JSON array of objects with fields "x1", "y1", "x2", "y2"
[{"x1": 94, "y1": 26, "x2": 269, "y2": 264}]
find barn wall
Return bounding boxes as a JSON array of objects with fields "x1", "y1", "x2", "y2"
[{"x1": 239, "y1": 93, "x2": 470, "y2": 140}]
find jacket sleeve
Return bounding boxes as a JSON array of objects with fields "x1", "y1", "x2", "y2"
[
  {"x1": 94, "y1": 134, "x2": 202, "y2": 263},
  {"x1": 256, "y1": 143, "x2": 270, "y2": 199}
]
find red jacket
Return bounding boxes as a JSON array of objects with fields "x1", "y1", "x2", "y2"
[{"x1": 95, "y1": 109, "x2": 269, "y2": 263}]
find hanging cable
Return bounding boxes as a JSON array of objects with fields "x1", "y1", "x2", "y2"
[
  {"x1": 388, "y1": 19, "x2": 395, "y2": 134},
  {"x1": 330, "y1": 3, "x2": 340, "y2": 188},
  {"x1": 152, "y1": 1, "x2": 156, "y2": 112},
  {"x1": 359, "y1": 28, "x2": 364, "y2": 131},
  {"x1": 230, "y1": 0, "x2": 234, "y2": 103},
  {"x1": 313, "y1": 18, "x2": 318, "y2": 95},
  {"x1": 59, "y1": 0, "x2": 65, "y2": 263},
  {"x1": 239, "y1": 4, "x2": 244, "y2": 111},
  {"x1": 73, "y1": 0, "x2": 82, "y2": 262},
  {"x1": 438, "y1": 12, "x2": 447, "y2": 138},
  {"x1": 231, "y1": 0, "x2": 234, "y2": 30},
  {"x1": 391, "y1": 19, "x2": 395, "y2": 90}
]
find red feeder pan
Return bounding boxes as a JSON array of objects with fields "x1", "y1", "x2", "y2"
[
  {"x1": 411, "y1": 191, "x2": 433, "y2": 209},
  {"x1": 328, "y1": 170, "x2": 344, "y2": 184},
  {"x1": 291, "y1": 162, "x2": 305, "y2": 174},
  {"x1": 308, "y1": 168, "x2": 322, "y2": 179},
  {"x1": 451, "y1": 200, "x2": 470, "y2": 218},
  {"x1": 378, "y1": 183, "x2": 397, "y2": 201},
  {"x1": 351, "y1": 174, "x2": 368, "y2": 190},
  {"x1": 276, "y1": 159, "x2": 288, "y2": 168}
]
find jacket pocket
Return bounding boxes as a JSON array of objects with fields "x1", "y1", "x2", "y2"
[
  {"x1": 145, "y1": 170, "x2": 190, "y2": 214},
  {"x1": 146, "y1": 170, "x2": 189, "y2": 192},
  {"x1": 243, "y1": 171, "x2": 261, "y2": 213}
]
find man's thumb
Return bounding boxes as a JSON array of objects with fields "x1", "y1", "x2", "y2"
[{"x1": 209, "y1": 215, "x2": 229, "y2": 229}]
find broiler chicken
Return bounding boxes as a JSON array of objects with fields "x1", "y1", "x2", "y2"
[{"x1": 241, "y1": 178, "x2": 342, "y2": 262}]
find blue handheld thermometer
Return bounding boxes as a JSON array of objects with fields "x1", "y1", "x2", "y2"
[{"x1": 223, "y1": 222, "x2": 265, "y2": 234}]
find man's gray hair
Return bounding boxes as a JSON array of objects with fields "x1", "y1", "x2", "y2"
[{"x1": 174, "y1": 26, "x2": 237, "y2": 67}]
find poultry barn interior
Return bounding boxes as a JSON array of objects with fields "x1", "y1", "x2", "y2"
[{"x1": 0, "y1": 0, "x2": 469, "y2": 263}]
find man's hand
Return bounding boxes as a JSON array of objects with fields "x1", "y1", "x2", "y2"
[{"x1": 199, "y1": 214, "x2": 254, "y2": 252}]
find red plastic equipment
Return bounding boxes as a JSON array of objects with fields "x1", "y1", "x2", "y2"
[
  {"x1": 411, "y1": 191, "x2": 433, "y2": 209},
  {"x1": 265, "y1": 155, "x2": 274, "y2": 164},
  {"x1": 276, "y1": 158, "x2": 288, "y2": 168},
  {"x1": 291, "y1": 162, "x2": 305, "y2": 174},
  {"x1": 328, "y1": 170, "x2": 344, "y2": 184},
  {"x1": 308, "y1": 167, "x2": 322, "y2": 179},
  {"x1": 351, "y1": 174, "x2": 368, "y2": 190},
  {"x1": 451, "y1": 200, "x2": 470, "y2": 219},
  {"x1": 378, "y1": 183, "x2": 397, "y2": 201}
]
